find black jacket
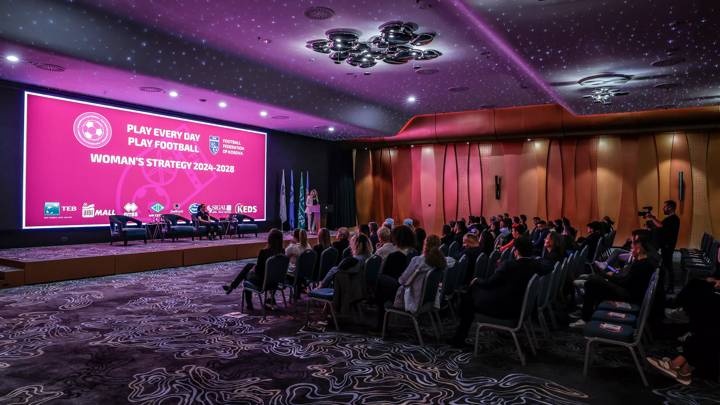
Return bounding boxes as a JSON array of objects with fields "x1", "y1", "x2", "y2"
[
  {"x1": 610, "y1": 258, "x2": 655, "y2": 304},
  {"x1": 471, "y1": 257, "x2": 543, "y2": 319}
]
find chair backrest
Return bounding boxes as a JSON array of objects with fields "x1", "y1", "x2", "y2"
[
  {"x1": 515, "y1": 274, "x2": 539, "y2": 329},
  {"x1": 406, "y1": 248, "x2": 419, "y2": 262},
  {"x1": 473, "y1": 252, "x2": 489, "y2": 280},
  {"x1": 295, "y1": 249, "x2": 317, "y2": 284},
  {"x1": 486, "y1": 250, "x2": 501, "y2": 279},
  {"x1": 633, "y1": 269, "x2": 660, "y2": 344},
  {"x1": 263, "y1": 254, "x2": 290, "y2": 291},
  {"x1": 448, "y1": 241, "x2": 460, "y2": 259},
  {"x1": 381, "y1": 251, "x2": 409, "y2": 278},
  {"x1": 342, "y1": 246, "x2": 352, "y2": 259},
  {"x1": 538, "y1": 263, "x2": 560, "y2": 309},
  {"x1": 440, "y1": 243, "x2": 449, "y2": 256},
  {"x1": 418, "y1": 267, "x2": 444, "y2": 313},
  {"x1": 364, "y1": 254, "x2": 383, "y2": 286},
  {"x1": 592, "y1": 237, "x2": 605, "y2": 262},
  {"x1": 161, "y1": 214, "x2": 190, "y2": 226},
  {"x1": 316, "y1": 247, "x2": 339, "y2": 281},
  {"x1": 445, "y1": 255, "x2": 466, "y2": 296},
  {"x1": 499, "y1": 247, "x2": 513, "y2": 263}
]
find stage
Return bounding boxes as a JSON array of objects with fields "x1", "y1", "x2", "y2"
[{"x1": 0, "y1": 233, "x2": 316, "y2": 288}]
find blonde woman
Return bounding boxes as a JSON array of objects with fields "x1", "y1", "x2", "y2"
[
  {"x1": 305, "y1": 189, "x2": 320, "y2": 234},
  {"x1": 286, "y1": 228, "x2": 311, "y2": 270}
]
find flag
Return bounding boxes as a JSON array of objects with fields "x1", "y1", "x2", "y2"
[
  {"x1": 298, "y1": 171, "x2": 307, "y2": 229},
  {"x1": 279, "y1": 170, "x2": 287, "y2": 226},
  {"x1": 289, "y1": 170, "x2": 295, "y2": 229},
  {"x1": 306, "y1": 171, "x2": 309, "y2": 195}
]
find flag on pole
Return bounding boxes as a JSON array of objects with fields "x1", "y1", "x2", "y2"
[
  {"x1": 289, "y1": 170, "x2": 295, "y2": 229},
  {"x1": 298, "y1": 171, "x2": 307, "y2": 229},
  {"x1": 306, "y1": 171, "x2": 309, "y2": 195},
  {"x1": 279, "y1": 170, "x2": 287, "y2": 227}
]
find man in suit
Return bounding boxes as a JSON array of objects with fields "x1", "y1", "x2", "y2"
[
  {"x1": 532, "y1": 221, "x2": 549, "y2": 255},
  {"x1": 450, "y1": 236, "x2": 542, "y2": 347}
]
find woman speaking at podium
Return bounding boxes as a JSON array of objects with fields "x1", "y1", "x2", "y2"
[{"x1": 305, "y1": 189, "x2": 320, "y2": 234}]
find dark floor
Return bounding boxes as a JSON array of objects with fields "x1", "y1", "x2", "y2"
[{"x1": 0, "y1": 260, "x2": 718, "y2": 404}]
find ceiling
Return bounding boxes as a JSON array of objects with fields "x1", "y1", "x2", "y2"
[{"x1": 0, "y1": 0, "x2": 717, "y2": 140}]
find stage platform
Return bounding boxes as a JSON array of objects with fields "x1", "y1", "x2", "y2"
[{"x1": 0, "y1": 233, "x2": 316, "y2": 288}]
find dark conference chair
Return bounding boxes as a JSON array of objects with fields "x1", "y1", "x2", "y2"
[
  {"x1": 230, "y1": 213, "x2": 259, "y2": 238},
  {"x1": 108, "y1": 215, "x2": 146, "y2": 246},
  {"x1": 160, "y1": 214, "x2": 195, "y2": 241},
  {"x1": 191, "y1": 213, "x2": 221, "y2": 240}
]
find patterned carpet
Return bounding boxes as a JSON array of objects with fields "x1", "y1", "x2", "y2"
[{"x1": 1, "y1": 260, "x2": 718, "y2": 404}]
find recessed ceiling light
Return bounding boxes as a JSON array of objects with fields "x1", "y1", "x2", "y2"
[
  {"x1": 5, "y1": 54, "x2": 20, "y2": 63},
  {"x1": 259, "y1": 110, "x2": 268, "y2": 117},
  {"x1": 168, "y1": 90, "x2": 179, "y2": 98},
  {"x1": 218, "y1": 101, "x2": 228, "y2": 108},
  {"x1": 407, "y1": 96, "x2": 417, "y2": 103},
  {"x1": 328, "y1": 126, "x2": 335, "y2": 132}
]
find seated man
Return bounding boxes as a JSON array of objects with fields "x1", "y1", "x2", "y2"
[
  {"x1": 532, "y1": 220, "x2": 549, "y2": 255},
  {"x1": 570, "y1": 231, "x2": 655, "y2": 328},
  {"x1": 196, "y1": 203, "x2": 221, "y2": 240},
  {"x1": 332, "y1": 227, "x2": 351, "y2": 263},
  {"x1": 499, "y1": 223, "x2": 524, "y2": 253},
  {"x1": 319, "y1": 234, "x2": 371, "y2": 288},
  {"x1": 450, "y1": 237, "x2": 542, "y2": 347}
]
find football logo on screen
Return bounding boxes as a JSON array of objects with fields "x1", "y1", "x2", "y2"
[
  {"x1": 73, "y1": 112, "x2": 112, "y2": 149},
  {"x1": 209, "y1": 136, "x2": 220, "y2": 155}
]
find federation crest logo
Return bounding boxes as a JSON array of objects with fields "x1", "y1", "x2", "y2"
[
  {"x1": 73, "y1": 112, "x2": 112, "y2": 149},
  {"x1": 209, "y1": 135, "x2": 220, "y2": 155}
]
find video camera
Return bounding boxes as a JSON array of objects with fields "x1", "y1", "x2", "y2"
[{"x1": 638, "y1": 206, "x2": 653, "y2": 217}]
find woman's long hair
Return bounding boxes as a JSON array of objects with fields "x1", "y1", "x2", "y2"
[
  {"x1": 267, "y1": 229, "x2": 284, "y2": 254},
  {"x1": 351, "y1": 233, "x2": 372, "y2": 257},
  {"x1": 297, "y1": 229, "x2": 310, "y2": 249},
  {"x1": 423, "y1": 235, "x2": 446, "y2": 270},
  {"x1": 317, "y1": 228, "x2": 332, "y2": 249}
]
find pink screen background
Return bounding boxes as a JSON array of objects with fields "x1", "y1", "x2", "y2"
[{"x1": 24, "y1": 92, "x2": 267, "y2": 228}]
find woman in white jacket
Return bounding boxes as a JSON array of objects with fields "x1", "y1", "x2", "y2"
[{"x1": 393, "y1": 234, "x2": 449, "y2": 313}]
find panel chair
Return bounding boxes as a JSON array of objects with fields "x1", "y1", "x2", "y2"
[
  {"x1": 289, "y1": 249, "x2": 317, "y2": 301},
  {"x1": 109, "y1": 215, "x2": 147, "y2": 246},
  {"x1": 582, "y1": 269, "x2": 660, "y2": 387},
  {"x1": 473, "y1": 274, "x2": 539, "y2": 366},
  {"x1": 473, "y1": 253, "x2": 489, "y2": 281},
  {"x1": 312, "y1": 247, "x2": 339, "y2": 287},
  {"x1": 382, "y1": 268, "x2": 444, "y2": 345},
  {"x1": 536, "y1": 263, "x2": 560, "y2": 338},
  {"x1": 439, "y1": 255, "x2": 466, "y2": 324},
  {"x1": 240, "y1": 254, "x2": 291, "y2": 318},
  {"x1": 440, "y1": 243, "x2": 449, "y2": 257},
  {"x1": 160, "y1": 214, "x2": 196, "y2": 241},
  {"x1": 305, "y1": 256, "x2": 364, "y2": 331},
  {"x1": 485, "y1": 250, "x2": 501, "y2": 279}
]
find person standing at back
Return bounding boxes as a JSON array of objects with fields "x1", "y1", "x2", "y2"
[{"x1": 645, "y1": 200, "x2": 680, "y2": 293}]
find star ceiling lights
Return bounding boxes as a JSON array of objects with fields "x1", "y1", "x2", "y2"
[{"x1": 306, "y1": 21, "x2": 441, "y2": 68}]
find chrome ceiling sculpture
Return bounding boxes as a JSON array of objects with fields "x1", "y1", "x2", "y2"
[{"x1": 306, "y1": 21, "x2": 441, "y2": 68}]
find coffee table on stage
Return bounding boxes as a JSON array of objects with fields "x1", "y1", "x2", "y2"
[{"x1": 144, "y1": 221, "x2": 165, "y2": 242}]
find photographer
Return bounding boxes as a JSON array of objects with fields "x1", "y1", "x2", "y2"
[{"x1": 644, "y1": 200, "x2": 680, "y2": 293}]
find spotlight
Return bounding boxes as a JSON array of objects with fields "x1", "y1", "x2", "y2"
[
  {"x1": 218, "y1": 101, "x2": 228, "y2": 108},
  {"x1": 328, "y1": 126, "x2": 335, "y2": 132},
  {"x1": 407, "y1": 96, "x2": 417, "y2": 103},
  {"x1": 168, "y1": 90, "x2": 179, "y2": 98},
  {"x1": 527, "y1": 138, "x2": 532, "y2": 142},
  {"x1": 5, "y1": 54, "x2": 20, "y2": 63},
  {"x1": 259, "y1": 110, "x2": 268, "y2": 117}
]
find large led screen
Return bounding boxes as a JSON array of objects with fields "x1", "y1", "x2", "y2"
[{"x1": 23, "y1": 92, "x2": 267, "y2": 228}]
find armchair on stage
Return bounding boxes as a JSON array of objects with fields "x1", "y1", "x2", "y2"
[
  {"x1": 229, "y1": 213, "x2": 259, "y2": 238},
  {"x1": 191, "y1": 214, "x2": 221, "y2": 240},
  {"x1": 108, "y1": 215, "x2": 147, "y2": 246},
  {"x1": 160, "y1": 214, "x2": 196, "y2": 241}
]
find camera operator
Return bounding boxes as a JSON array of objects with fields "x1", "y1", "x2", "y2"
[{"x1": 644, "y1": 200, "x2": 680, "y2": 293}]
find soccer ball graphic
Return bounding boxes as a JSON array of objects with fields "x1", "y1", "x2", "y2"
[{"x1": 73, "y1": 112, "x2": 112, "y2": 148}]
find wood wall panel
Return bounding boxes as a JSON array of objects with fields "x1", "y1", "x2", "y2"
[
  {"x1": 655, "y1": 133, "x2": 674, "y2": 209},
  {"x1": 636, "y1": 135, "x2": 660, "y2": 231},
  {"x1": 443, "y1": 144, "x2": 458, "y2": 223},
  {"x1": 379, "y1": 148, "x2": 394, "y2": 221},
  {"x1": 596, "y1": 136, "x2": 623, "y2": 233},
  {"x1": 534, "y1": 140, "x2": 550, "y2": 220},
  {"x1": 432, "y1": 145, "x2": 447, "y2": 234},
  {"x1": 502, "y1": 142, "x2": 524, "y2": 216},
  {"x1": 546, "y1": 139, "x2": 563, "y2": 220},
  {"x1": 468, "y1": 143, "x2": 483, "y2": 217},
  {"x1": 455, "y1": 143, "x2": 471, "y2": 220},
  {"x1": 560, "y1": 139, "x2": 577, "y2": 221},
  {"x1": 687, "y1": 133, "x2": 710, "y2": 247},
  {"x1": 617, "y1": 137, "x2": 639, "y2": 242},
  {"x1": 518, "y1": 141, "x2": 539, "y2": 219},
  {"x1": 707, "y1": 133, "x2": 720, "y2": 237},
  {"x1": 480, "y1": 143, "x2": 504, "y2": 216},
  {"x1": 370, "y1": 149, "x2": 383, "y2": 221},
  {"x1": 670, "y1": 133, "x2": 693, "y2": 247},
  {"x1": 354, "y1": 149, "x2": 373, "y2": 226},
  {"x1": 391, "y1": 147, "x2": 413, "y2": 222},
  {"x1": 410, "y1": 146, "x2": 424, "y2": 224}
]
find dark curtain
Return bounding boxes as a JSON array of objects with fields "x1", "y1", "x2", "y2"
[{"x1": 327, "y1": 147, "x2": 356, "y2": 229}]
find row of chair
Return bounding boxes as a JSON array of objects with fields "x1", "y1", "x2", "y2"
[
  {"x1": 109, "y1": 213, "x2": 259, "y2": 245},
  {"x1": 681, "y1": 232, "x2": 719, "y2": 283}
]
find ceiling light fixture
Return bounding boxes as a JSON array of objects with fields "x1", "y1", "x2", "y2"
[
  {"x1": 582, "y1": 88, "x2": 628, "y2": 105},
  {"x1": 168, "y1": 90, "x2": 179, "y2": 98},
  {"x1": 5, "y1": 54, "x2": 20, "y2": 63},
  {"x1": 259, "y1": 110, "x2": 268, "y2": 117},
  {"x1": 328, "y1": 126, "x2": 335, "y2": 132},
  {"x1": 218, "y1": 101, "x2": 228, "y2": 108},
  {"x1": 407, "y1": 96, "x2": 417, "y2": 103},
  {"x1": 306, "y1": 21, "x2": 441, "y2": 69}
]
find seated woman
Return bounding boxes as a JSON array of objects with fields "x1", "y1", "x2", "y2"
[
  {"x1": 196, "y1": 203, "x2": 221, "y2": 240},
  {"x1": 380, "y1": 225, "x2": 418, "y2": 280},
  {"x1": 222, "y1": 229, "x2": 284, "y2": 309},
  {"x1": 375, "y1": 234, "x2": 448, "y2": 333},
  {"x1": 319, "y1": 233, "x2": 371, "y2": 288},
  {"x1": 285, "y1": 228, "x2": 311, "y2": 270},
  {"x1": 458, "y1": 233, "x2": 483, "y2": 285},
  {"x1": 646, "y1": 275, "x2": 720, "y2": 385},
  {"x1": 313, "y1": 227, "x2": 333, "y2": 268},
  {"x1": 540, "y1": 231, "x2": 565, "y2": 275},
  {"x1": 570, "y1": 233, "x2": 655, "y2": 328},
  {"x1": 374, "y1": 226, "x2": 398, "y2": 259}
]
